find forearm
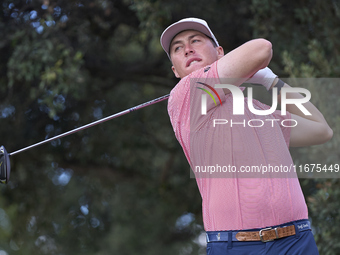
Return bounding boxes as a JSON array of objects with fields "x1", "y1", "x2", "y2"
[
  {"x1": 276, "y1": 82, "x2": 326, "y2": 123},
  {"x1": 276, "y1": 81, "x2": 333, "y2": 146},
  {"x1": 254, "y1": 70, "x2": 333, "y2": 146}
]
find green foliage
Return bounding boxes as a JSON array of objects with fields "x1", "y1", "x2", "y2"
[
  {"x1": 0, "y1": 0, "x2": 339, "y2": 254},
  {"x1": 307, "y1": 179, "x2": 340, "y2": 255}
]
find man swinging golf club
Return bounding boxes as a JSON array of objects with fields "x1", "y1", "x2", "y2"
[{"x1": 160, "y1": 18, "x2": 332, "y2": 254}]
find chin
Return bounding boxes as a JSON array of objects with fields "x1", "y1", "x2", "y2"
[
  {"x1": 189, "y1": 64, "x2": 204, "y2": 72},
  {"x1": 179, "y1": 64, "x2": 205, "y2": 78}
]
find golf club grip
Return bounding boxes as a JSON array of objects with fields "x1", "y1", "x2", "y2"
[{"x1": 9, "y1": 94, "x2": 170, "y2": 156}]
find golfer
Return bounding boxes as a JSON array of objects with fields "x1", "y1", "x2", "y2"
[{"x1": 160, "y1": 18, "x2": 332, "y2": 255}]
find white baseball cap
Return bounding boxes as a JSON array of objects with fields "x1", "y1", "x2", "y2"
[{"x1": 160, "y1": 17, "x2": 219, "y2": 59}]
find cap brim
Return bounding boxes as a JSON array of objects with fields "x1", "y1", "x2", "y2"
[{"x1": 161, "y1": 21, "x2": 218, "y2": 58}]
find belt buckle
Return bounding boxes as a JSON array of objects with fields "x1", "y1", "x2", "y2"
[{"x1": 259, "y1": 227, "x2": 279, "y2": 242}]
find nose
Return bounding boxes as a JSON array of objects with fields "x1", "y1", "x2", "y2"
[{"x1": 184, "y1": 44, "x2": 195, "y2": 56}]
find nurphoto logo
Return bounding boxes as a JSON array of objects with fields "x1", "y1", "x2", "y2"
[{"x1": 199, "y1": 83, "x2": 311, "y2": 116}]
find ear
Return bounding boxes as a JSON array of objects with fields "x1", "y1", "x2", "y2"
[
  {"x1": 216, "y1": 46, "x2": 224, "y2": 59},
  {"x1": 171, "y1": 66, "x2": 181, "y2": 78}
]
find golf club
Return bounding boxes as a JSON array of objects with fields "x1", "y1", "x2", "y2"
[{"x1": 0, "y1": 94, "x2": 170, "y2": 184}]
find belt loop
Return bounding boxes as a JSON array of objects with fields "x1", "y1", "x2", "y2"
[
  {"x1": 293, "y1": 221, "x2": 300, "y2": 239},
  {"x1": 227, "y1": 231, "x2": 233, "y2": 249}
]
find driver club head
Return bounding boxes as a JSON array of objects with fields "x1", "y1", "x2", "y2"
[{"x1": 0, "y1": 146, "x2": 10, "y2": 184}]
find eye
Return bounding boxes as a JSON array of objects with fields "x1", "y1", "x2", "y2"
[{"x1": 173, "y1": 45, "x2": 182, "y2": 53}]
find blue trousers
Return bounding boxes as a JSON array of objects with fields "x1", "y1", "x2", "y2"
[{"x1": 206, "y1": 221, "x2": 319, "y2": 255}]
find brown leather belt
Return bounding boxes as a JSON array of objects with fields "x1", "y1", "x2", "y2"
[
  {"x1": 206, "y1": 220, "x2": 311, "y2": 243},
  {"x1": 236, "y1": 225, "x2": 296, "y2": 242}
]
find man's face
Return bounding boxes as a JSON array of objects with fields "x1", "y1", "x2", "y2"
[{"x1": 170, "y1": 30, "x2": 224, "y2": 78}]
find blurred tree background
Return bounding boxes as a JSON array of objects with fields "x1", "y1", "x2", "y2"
[{"x1": 0, "y1": 0, "x2": 339, "y2": 254}]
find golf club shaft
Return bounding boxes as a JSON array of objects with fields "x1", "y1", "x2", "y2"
[{"x1": 9, "y1": 94, "x2": 170, "y2": 156}]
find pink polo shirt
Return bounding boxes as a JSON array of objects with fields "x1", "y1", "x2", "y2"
[{"x1": 167, "y1": 61, "x2": 308, "y2": 231}]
